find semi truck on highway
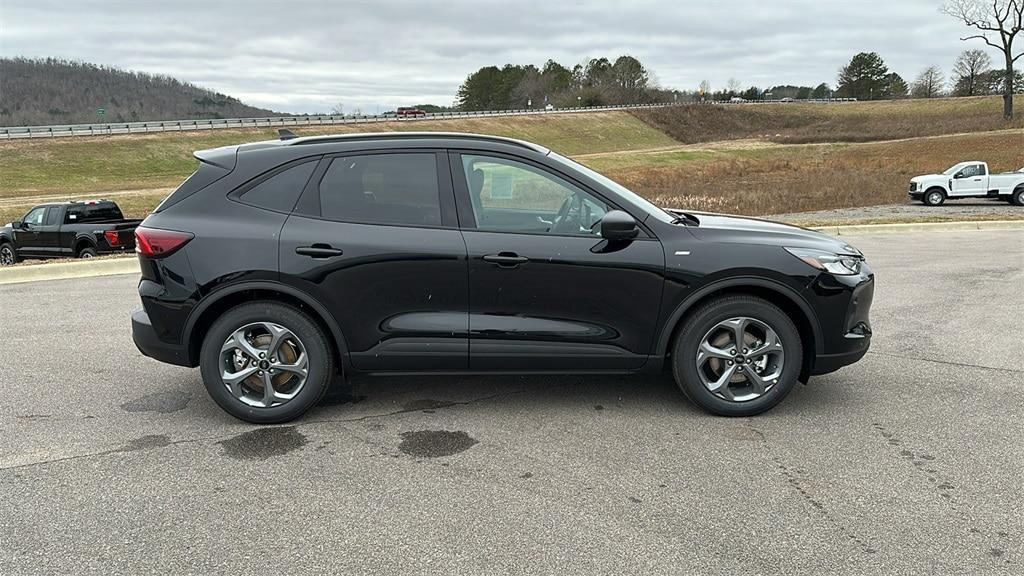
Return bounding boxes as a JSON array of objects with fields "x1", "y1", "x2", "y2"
[{"x1": 909, "y1": 161, "x2": 1024, "y2": 206}]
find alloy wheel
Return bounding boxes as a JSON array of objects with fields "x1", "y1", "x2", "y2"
[
  {"x1": 695, "y1": 317, "x2": 785, "y2": 402},
  {"x1": 0, "y1": 246, "x2": 14, "y2": 266},
  {"x1": 219, "y1": 322, "x2": 309, "y2": 408},
  {"x1": 927, "y1": 191, "x2": 943, "y2": 205}
]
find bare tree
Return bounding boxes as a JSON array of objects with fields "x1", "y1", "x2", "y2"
[
  {"x1": 726, "y1": 78, "x2": 742, "y2": 96},
  {"x1": 942, "y1": 0, "x2": 1024, "y2": 118},
  {"x1": 912, "y1": 66, "x2": 946, "y2": 98},
  {"x1": 331, "y1": 102, "x2": 345, "y2": 116},
  {"x1": 698, "y1": 79, "x2": 711, "y2": 101},
  {"x1": 953, "y1": 48, "x2": 994, "y2": 94}
]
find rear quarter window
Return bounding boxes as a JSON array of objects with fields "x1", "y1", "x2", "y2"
[{"x1": 238, "y1": 160, "x2": 318, "y2": 213}]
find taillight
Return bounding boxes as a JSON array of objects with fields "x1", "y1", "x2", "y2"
[
  {"x1": 135, "y1": 226, "x2": 194, "y2": 258},
  {"x1": 103, "y1": 230, "x2": 121, "y2": 246}
]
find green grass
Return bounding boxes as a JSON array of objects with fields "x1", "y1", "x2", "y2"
[{"x1": 0, "y1": 111, "x2": 675, "y2": 199}]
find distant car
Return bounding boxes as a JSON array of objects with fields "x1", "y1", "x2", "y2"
[
  {"x1": 544, "y1": 104, "x2": 555, "y2": 111},
  {"x1": 0, "y1": 200, "x2": 140, "y2": 266},
  {"x1": 909, "y1": 161, "x2": 1024, "y2": 206},
  {"x1": 729, "y1": 97, "x2": 747, "y2": 103},
  {"x1": 396, "y1": 107, "x2": 427, "y2": 118},
  {"x1": 131, "y1": 131, "x2": 874, "y2": 424},
  {"x1": 780, "y1": 97, "x2": 796, "y2": 103}
]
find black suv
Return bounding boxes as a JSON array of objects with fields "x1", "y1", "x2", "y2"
[{"x1": 132, "y1": 132, "x2": 873, "y2": 423}]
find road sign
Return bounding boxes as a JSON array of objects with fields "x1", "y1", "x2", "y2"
[{"x1": 96, "y1": 108, "x2": 106, "y2": 116}]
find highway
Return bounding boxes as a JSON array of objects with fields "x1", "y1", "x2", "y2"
[{"x1": 1, "y1": 229, "x2": 1021, "y2": 574}]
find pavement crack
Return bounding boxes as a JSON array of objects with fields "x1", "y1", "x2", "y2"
[{"x1": 867, "y1": 351, "x2": 1022, "y2": 374}]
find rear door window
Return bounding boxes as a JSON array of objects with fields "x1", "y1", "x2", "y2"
[
  {"x1": 44, "y1": 207, "x2": 61, "y2": 226},
  {"x1": 318, "y1": 153, "x2": 441, "y2": 227},
  {"x1": 239, "y1": 160, "x2": 318, "y2": 213}
]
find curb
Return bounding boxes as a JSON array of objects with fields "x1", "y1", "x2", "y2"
[
  {"x1": 811, "y1": 219, "x2": 1024, "y2": 236},
  {"x1": 0, "y1": 220, "x2": 1021, "y2": 286},
  {"x1": 0, "y1": 257, "x2": 139, "y2": 285}
]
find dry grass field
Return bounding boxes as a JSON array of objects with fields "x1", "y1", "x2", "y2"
[
  {"x1": 0, "y1": 96, "x2": 1021, "y2": 224},
  {"x1": 587, "y1": 131, "x2": 1023, "y2": 216},
  {"x1": 630, "y1": 96, "x2": 1024, "y2": 144}
]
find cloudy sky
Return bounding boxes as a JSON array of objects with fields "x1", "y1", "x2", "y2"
[{"x1": 1, "y1": 0, "x2": 982, "y2": 113}]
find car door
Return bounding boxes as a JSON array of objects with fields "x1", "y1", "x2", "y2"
[
  {"x1": 14, "y1": 206, "x2": 48, "y2": 257},
  {"x1": 951, "y1": 163, "x2": 986, "y2": 196},
  {"x1": 279, "y1": 150, "x2": 469, "y2": 371},
  {"x1": 451, "y1": 151, "x2": 665, "y2": 371},
  {"x1": 36, "y1": 205, "x2": 64, "y2": 256}
]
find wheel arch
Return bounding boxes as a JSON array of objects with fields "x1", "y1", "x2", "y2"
[
  {"x1": 655, "y1": 277, "x2": 822, "y2": 381},
  {"x1": 73, "y1": 234, "x2": 97, "y2": 255},
  {"x1": 183, "y1": 281, "x2": 349, "y2": 371}
]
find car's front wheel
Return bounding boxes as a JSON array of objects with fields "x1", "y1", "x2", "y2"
[
  {"x1": 922, "y1": 189, "x2": 946, "y2": 206},
  {"x1": 200, "y1": 301, "x2": 334, "y2": 423},
  {"x1": 0, "y1": 243, "x2": 18, "y2": 266},
  {"x1": 671, "y1": 295, "x2": 802, "y2": 416},
  {"x1": 1011, "y1": 188, "x2": 1024, "y2": 207}
]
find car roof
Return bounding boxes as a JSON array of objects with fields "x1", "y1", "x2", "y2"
[{"x1": 234, "y1": 131, "x2": 550, "y2": 155}]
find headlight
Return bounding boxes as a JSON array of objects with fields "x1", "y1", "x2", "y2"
[{"x1": 785, "y1": 247, "x2": 863, "y2": 275}]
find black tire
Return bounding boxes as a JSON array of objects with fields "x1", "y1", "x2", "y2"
[
  {"x1": 77, "y1": 246, "x2": 98, "y2": 259},
  {"x1": 1012, "y1": 188, "x2": 1024, "y2": 207},
  {"x1": 0, "y1": 243, "x2": 18, "y2": 266},
  {"x1": 922, "y1": 188, "x2": 946, "y2": 206},
  {"x1": 671, "y1": 295, "x2": 803, "y2": 417},
  {"x1": 200, "y1": 301, "x2": 335, "y2": 424}
]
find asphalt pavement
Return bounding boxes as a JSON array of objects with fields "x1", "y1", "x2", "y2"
[{"x1": 1, "y1": 229, "x2": 1021, "y2": 575}]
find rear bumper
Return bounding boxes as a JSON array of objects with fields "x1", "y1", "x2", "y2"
[{"x1": 132, "y1": 308, "x2": 190, "y2": 367}]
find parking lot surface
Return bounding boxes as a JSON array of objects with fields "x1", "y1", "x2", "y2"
[{"x1": 1, "y1": 229, "x2": 1021, "y2": 575}]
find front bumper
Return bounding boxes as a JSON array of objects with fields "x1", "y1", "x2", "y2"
[
  {"x1": 809, "y1": 271, "x2": 874, "y2": 375},
  {"x1": 132, "y1": 308, "x2": 190, "y2": 367}
]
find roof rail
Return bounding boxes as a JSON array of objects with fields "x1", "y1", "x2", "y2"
[{"x1": 283, "y1": 132, "x2": 550, "y2": 154}]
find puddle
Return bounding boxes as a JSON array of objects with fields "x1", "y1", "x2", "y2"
[
  {"x1": 120, "y1": 390, "x2": 192, "y2": 413},
  {"x1": 398, "y1": 430, "x2": 477, "y2": 458},
  {"x1": 218, "y1": 426, "x2": 307, "y2": 460}
]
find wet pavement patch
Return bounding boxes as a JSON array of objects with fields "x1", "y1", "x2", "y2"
[
  {"x1": 398, "y1": 430, "x2": 477, "y2": 458},
  {"x1": 120, "y1": 390, "x2": 192, "y2": 414},
  {"x1": 318, "y1": 389, "x2": 366, "y2": 407},
  {"x1": 219, "y1": 426, "x2": 308, "y2": 460}
]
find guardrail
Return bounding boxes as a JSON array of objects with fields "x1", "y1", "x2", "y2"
[{"x1": 0, "y1": 99, "x2": 858, "y2": 140}]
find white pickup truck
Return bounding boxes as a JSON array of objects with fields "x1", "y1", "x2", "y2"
[{"x1": 909, "y1": 161, "x2": 1024, "y2": 206}]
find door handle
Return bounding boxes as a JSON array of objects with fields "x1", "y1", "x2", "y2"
[
  {"x1": 295, "y1": 245, "x2": 344, "y2": 258},
  {"x1": 483, "y1": 252, "x2": 529, "y2": 267}
]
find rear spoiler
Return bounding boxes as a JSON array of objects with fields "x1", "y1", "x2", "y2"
[{"x1": 193, "y1": 145, "x2": 238, "y2": 171}]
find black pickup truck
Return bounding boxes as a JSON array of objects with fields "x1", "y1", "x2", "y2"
[{"x1": 0, "y1": 200, "x2": 141, "y2": 265}]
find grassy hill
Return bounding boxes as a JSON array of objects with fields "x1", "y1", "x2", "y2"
[
  {"x1": 1, "y1": 97, "x2": 1021, "y2": 224},
  {"x1": 630, "y1": 96, "x2": 1024, "y2": 144},
  {"x1": 0, "y1": 58, "x2": 280, "y2": 126}
]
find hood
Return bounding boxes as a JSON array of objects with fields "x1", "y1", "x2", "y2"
[
  {"x1": 911, "y1": 174, "x2": 943, "y2": 182},
  {"x1": 671, "y1": 210, "x2": 860, "y2": 255}
]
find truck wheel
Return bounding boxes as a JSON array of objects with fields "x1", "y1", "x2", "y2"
[
  {"x1": 671, "y1": 295, "x2": 802, "y2": 417},
  {"x1": 0, "y1": 243, "x2": 18, "y2": 266},
  {"x1": 922, "y1": 189, "x2": 946, "y2": 206},
  {"x1": 200, "y1": 301, "x2": 334, "y2": 424},
  {"x1": 1012, "y1": 188, "x2": 1024, "y2": 207},
  {"x1": 78, "y1": 247, "x2": 98, "y2": 259}
]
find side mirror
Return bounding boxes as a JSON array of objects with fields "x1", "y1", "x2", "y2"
[
  {"x1": 953, "y1": 172, "x2": 964, "y2": 179},
  {"x1": 12, "y1": 221, "x2": 24, "y2": 229},
  {"x1": 599, "y1": 210, "x2": 639, "y2": 241}
]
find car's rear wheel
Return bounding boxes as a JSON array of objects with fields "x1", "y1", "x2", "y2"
[
  {"x1": 1012, "y1": 188, "x2": 1024, "y2": 207},
  {"x1": 78, "y1": 246, "x2": 97, "y2": 259},
  {"x1": 671, "y1": 295, "x2": 802, "y2": 416},
  {"x1": 200, "y1": 301, "x2": 334, "y2": 424},
  {"x1": 0, "y1": 243, "x2": 17, "y2": 266},
  {"x1": 922, "y1": 189, "x2": 946, "y2": 206}
]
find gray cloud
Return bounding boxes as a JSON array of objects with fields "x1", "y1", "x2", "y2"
[{"x1": 1, "y1": 0, "x2": 978, "y2": 113}]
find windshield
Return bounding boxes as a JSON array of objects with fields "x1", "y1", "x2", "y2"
[
  {"x1": 548, "y1": 152, "x2": 677, "y2": 223},
  {"x1": 941, "y1": 164, "x2": 964, "y2": 176}
]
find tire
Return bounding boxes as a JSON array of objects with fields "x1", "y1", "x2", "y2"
[
  {"x1": 1012, "y1": 188, "x2": 1024, "y2": 207},
  {"x1": 77, "y1": 246, "x2": 98, "y2": 259},
  {"x1": 671, "y1": 295, "x2": 803, "y2": 417},
  {"x1": 0, "y1": 243, "x2": 18, "y2": 266},
  {"x1": 199, "y1": 301, "x2": 335, "y2": 424},
  {"x1": 922, "y1": 188, "x2": 946, "y2": 206}
]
